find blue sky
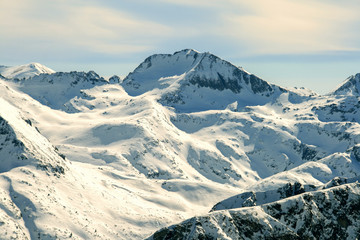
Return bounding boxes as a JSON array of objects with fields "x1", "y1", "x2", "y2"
[{"x1": 1, "y1": 0, "x2": 360, "y2": 94}]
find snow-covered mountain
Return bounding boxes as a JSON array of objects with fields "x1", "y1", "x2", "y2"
[
  {"x1": 0, "y1": 63, "x2": 55, "y2": 79},
  {"x1": 122, "y1": 49, "x2": 295, "y2": 112},
  {"x1": 6, "y1": 71, "x2": 111, "y2": 112},
  {"x1": 1, "y1": 50, "x2": 360, "y2": 239}
]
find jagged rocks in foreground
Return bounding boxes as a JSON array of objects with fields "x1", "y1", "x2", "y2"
[
  {"x1": 148, "y1": 182, "x2": 360, "y2": 240},
  {"x1": 210, "y1": 177, "x2": 359, "y2": 212}
]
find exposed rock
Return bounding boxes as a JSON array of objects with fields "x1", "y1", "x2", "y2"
[{"x1": 149, "y1": 182, "x2": 360, "y2": 240}]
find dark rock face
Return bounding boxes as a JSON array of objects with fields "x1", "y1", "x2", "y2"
[
  {"x1": 312, "y1": 97, "x2": 360, "y2": 122},
  {"x1": 0, "y1": 116, "x2": 29, "y2": 173},
  {"x1": 349, "y1": 145, "x2": 360, "y2": 162},
  {"x1": 109, "y1": 75, "x2": 120, "y2": 84},
  {"x1": 278, "y1": 182, "x2": 306, "y2": 198},
  {"x1": 188, "y1": 73, "x2": 243, "y2": 94},
  {"x1": 148, "y1": 183, "x2": 360, "y2": 240},
  {"x1": 292, "y1": 142, "x2": 319, "y2": 161},
  {"x1": 248, "y1": 74, "x2": 273, "y2": 95}
]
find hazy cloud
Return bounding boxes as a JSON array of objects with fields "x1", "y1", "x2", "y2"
[
  {"x1": 203, "y1": 0, "x2": 358, "y2": 55},
  {"x1": 147, "y1": 0, "x2": 360, "y2": 55},
  {"x1": 0, "y1": 0, "x2": 173, "y2": 55}
]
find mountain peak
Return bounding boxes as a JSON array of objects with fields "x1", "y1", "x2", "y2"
[
  {"x1": 173, "y1": 48, "x2": 201, "y2": 55},
  {"x1": 330, "y1": 73, "x2": 360, "y2": 96},
  {"x1": 122, "y1": 49, "x2": 285, "y2": 112},
  {"x1": 0, "y1": 62, "x2": 55, "y2": 79}
]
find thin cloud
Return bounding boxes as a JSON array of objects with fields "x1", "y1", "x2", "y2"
[
  {"x1": 149, "y1": 0, "x2": 360, "y2": 55},
  {"x1": 0, "y1": 1, "x2": 173, "y2": 54},
  {"x1": 1, "y1": 0, "x2": 359, "y2": 59},
  {"x1": 218, "y1": 0, "x2": 360, "y2": 54}
]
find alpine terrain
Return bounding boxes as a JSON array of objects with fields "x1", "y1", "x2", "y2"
[{"x1": 1, "y1": 49, "x2": 360, "y2": 239}]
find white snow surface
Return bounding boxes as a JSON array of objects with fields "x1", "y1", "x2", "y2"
[
  {"x1": 0, "y1": 50, "x2": 360, "y2": 239},
  {"x1": 0, "y1": 63, "x2": 55, "y2": 79}
]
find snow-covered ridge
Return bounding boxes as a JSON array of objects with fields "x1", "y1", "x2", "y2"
[
  {"x1": 0, "y1": 98, "x2": 67, "y2": 175},
  {"x1": 330, "y1": 73, "x2": 360, "y2": 96},
  {"x1": 122, "y1": 49, "x2": 291, "y2": 112},
  {"x1": 0, "y1": 63, "x2": 55, "y2": 79},
  {"x1": 123, "y1": 49, "x2": 283, "y2": 95},
  {"x1": 148, "y1": 182, "x2": 360, "y2": 239},
  {"x1": 6, "y1": 71, "x2": 110, "y2": 112},
  {"x1": 210, "y1": 176, "x2": 358, "y2": 211}
]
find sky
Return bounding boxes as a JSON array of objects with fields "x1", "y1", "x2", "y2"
[{"x1": 1, "y1": 0, "x2": 360, "y2": 94}]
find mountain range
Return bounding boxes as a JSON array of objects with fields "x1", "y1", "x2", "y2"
[{"x1": 0, "y1": 49, "x2": 360, "y2": 239}]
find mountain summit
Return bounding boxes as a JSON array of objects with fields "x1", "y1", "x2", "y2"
[{"x1": 122, "y1": 49, "x2": 287, "y2": 112}]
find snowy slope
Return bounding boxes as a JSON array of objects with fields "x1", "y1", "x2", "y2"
[
  {"x1": 1, "y1": 50, "x2": 360, "y2": 239},
  {"x1": 0, "y1": 98, "x2": 67, "y2": 174},
  {"x1": 0, "y1": 63, "x2": 55, "y2": 79},
  {"x1": 0, "y1": 77, "x2": 241, "y2": 239}
]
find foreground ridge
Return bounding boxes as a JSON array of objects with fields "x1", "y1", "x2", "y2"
[{"x1": 148, "y1": 182, "x2": 360, "y2": 240}]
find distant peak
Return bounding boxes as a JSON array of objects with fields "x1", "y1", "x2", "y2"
[
  {"x1": 122, "y1": 49, "x2": 283, "y2": 110},
  {"x1": 173, "y1": 49, "x2": 201, "y2": 55},
  {"x1": 28, "y1": 62, "x2": 40, "y2": 67},
  {"x1": 330, "y1": 73, "x2": 360, "y2": 96},
  {"x1": 0, "y1": 62, "x2": 55, "y2": 79}
]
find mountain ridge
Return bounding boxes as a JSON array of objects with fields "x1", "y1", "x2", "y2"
[
  {"x1": 5, "y1": 71, "x2": 110, "y2": 112},
  {"x1": 122, "y1": 49, "x2": 291, "y2": 112},
  {"x1": 331, "y1": 73, "x2": 360, "y2": 96},
  {"x1": 148, "y1": 182, "x2": 360, "y2": 240},
  {"x1": 0, "y1": 63, "x2": 55, "y2": 79},
  {"x1": 1, "y1": 50, "x2": 360, "y2": 239}
]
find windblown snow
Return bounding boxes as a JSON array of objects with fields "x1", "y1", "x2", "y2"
[{"x1": 1, "y1": 49, "x2": 360, "y2": 239}]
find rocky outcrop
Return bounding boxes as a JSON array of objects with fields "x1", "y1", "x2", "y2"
[{"x1": 149, "y1": 182, "x2": 360, "y2": 240}]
